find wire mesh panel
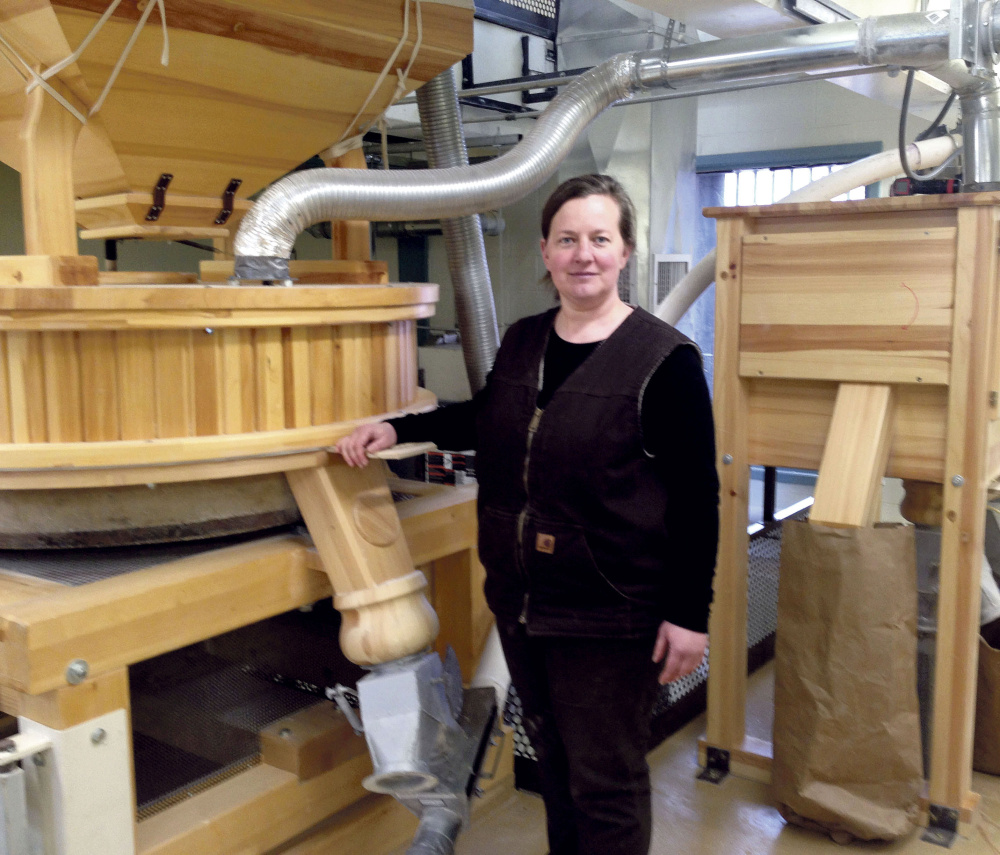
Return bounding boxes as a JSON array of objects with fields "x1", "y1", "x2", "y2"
[{"x1": 475, "y1": 0, "x2": 557, "y2": 39}]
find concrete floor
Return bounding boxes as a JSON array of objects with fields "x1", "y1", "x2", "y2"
[{"x1": 443, "y1": 662, "x2": 1000, "y2": 854}]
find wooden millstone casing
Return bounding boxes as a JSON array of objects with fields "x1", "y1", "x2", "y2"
[{"x1": 0, "y1": 282, "x2": 442, "y2": 666}]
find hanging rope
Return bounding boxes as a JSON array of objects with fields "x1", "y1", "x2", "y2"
[
  {"x1": 5, "y1": 0, "x2": 169, "y2": 123},
  {"x1": 337, "y1": 0, "x2": 424, "y2": 144}
]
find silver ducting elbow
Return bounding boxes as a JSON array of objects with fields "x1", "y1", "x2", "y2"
[
  {"x1": 232, "y1": 55, "x2": 637, "y2": 280},
  {"x1": 406, "y1": 807, "x2": 463, "y2": 855},
  {"x1": 417, "y1": 70, "x2": 499, "y2": 394}
]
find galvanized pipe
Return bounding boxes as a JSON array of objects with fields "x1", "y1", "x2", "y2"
[
  {"x1": 406, "y1": 807, "x2": 463, "y2": 855},
  {"x1": 416, "y1": 72, "x2": 500, "y2": 393},
  {"x1": 235, "y1": 12, "x2": 964, "y2": 280}
]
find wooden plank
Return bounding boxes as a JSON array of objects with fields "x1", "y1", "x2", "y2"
[
  {"x1": 0, "y1": 668, "x2": 129, "y2": 730},
  {"x1": 41, "y1": 331, "x2": 83, "y2": 442},
  {"x1": 98, "y1": 272, "x2": 198, "y2": 285},
  {"x1": 337, "y1": 324, "x2": 373, "y2": 421},
  {"x1": 78, "y1": 226, "x2": 230, "y2": 242},
  {"x1": 740, "y1": 345, "x2": 949, "y2": 385},
  {"x1": 0, "y1": 535, "x2": 326, "y2": 694},
  {"x1": 6, "y1": 331, "x2": 46, "y2": 442},
  {"x1": 19, "y1": 80, "x2": 81, "y2": 257},
  {"x1": 745, "y1": 379, "x2": 947, "y2": 482},
  {"x1": 254, "y1": 326, "x2": 285, "y2": 432},
  {"x1": 929, "y1": 206, "x2": 998, "y2": 812},
  {"x1": 134, "y1": 754, "x2": 376, "y2": 855},
  {"x1": 428, "y1": 549, "x2": 491, "y2": 682},
  {"x1": 369, "y1": 323, "x2": 388, "y2": 415},
  {"x1": 218, "y1": 327, "x2": 247, "y2": 434},
  {"x1": 192, "y1": 329, "x2": 224, "y2": 436},
  {"x1": 79, "y1": 330, "x2": 121, "y2": 441},
  {"x1": 260, "y1": 702, "x2": 364, "y2": 782},
  {"x1": 705, "y1": 217, "x2": 751, "y2": 753},
  {"x1": 0, "y1": 387, "x2": 437, "y2": 472},
  {"x1": 310, "y1": 327, "x2": 336, "y2": 425},
  {"x1": 201, "y1": 260, "x2": 388, "y2": 285},
  {"x1": 739, "y1": 227, "x2": 955, "y2": 385},
  {"x1": 154, "y1": 329, "x2": 195, "y2": 438},
  {"x1": 285, "y1": 327, "x2": 313, "y2": 428},
  {"x1": 116, "y1": 330, "x2": 157, "y2": 440},
  {"x1": 0, "y1": 256, "x2": 98, "y2": 287},
  {"x1": 75, "y1": 193, "x2": 252, "y2": 232},
  {"x1": 392, "y1": 481, "x2": 478, "y2": 565},
  {"x1": 0, "y1": 336, "x2": 11, "y2": 444},
  {"x1": 810, "y1": 383, "x2": 895, "y2": 528}
]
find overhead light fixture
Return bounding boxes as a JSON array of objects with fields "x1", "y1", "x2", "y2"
[{"x1": 782, "y1": 0, "x2": 858, "y2": 25}]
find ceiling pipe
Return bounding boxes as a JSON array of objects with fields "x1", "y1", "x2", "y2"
[{"x1": 234, "y1": 11, "x2": 974, "y2": 282}]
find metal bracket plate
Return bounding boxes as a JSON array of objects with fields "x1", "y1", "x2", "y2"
[
  {"x1": 145, "y1": 173, "x2": 173, "y2": 222},
  {"x1": 696, "y1": 746, "x2": 730, "y2": 784},
  {"x1": 922, "y1": 804, "x2": 960, "y2": 848},
  {"x1": 215, "y1": 178, "x2": 243, "y2": 225}
]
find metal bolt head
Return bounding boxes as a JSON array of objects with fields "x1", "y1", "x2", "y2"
[
  {"x1": 90, "y1": 728, "x2": 106, "y2": 745},
  {"x1": 722, "y1": 454, "x2": 734, "y2": 465},
  {"x1": 952, "y1": 475, "x2": 965, "y2": 487},
  {"x1": 279, "y1": 728, "x2": 292, "y2": 739},
  {"x1": 65, "y1": 659, "x2": 89, "y2": 685}
]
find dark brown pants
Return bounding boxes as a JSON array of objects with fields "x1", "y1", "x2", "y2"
[{"x1": 498, "y1": 621, "x2": 662, "y2": 855}]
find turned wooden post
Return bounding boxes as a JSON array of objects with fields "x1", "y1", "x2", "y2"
[{"x1": 287, "y1": 460, "x2": 439, "y2": 665}]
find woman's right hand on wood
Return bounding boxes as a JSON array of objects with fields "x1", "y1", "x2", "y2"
[{"x1": 335, "y1": 422, "x2": 397, "y2": 467}]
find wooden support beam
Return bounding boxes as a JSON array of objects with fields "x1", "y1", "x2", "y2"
[
  {"x1": 929, "y1": 207, "x2": 999, "y2": 812},
  {"x1": 0, "y1": 668, "x2": 129, "y2": 730},
  {"x1": 0, "y1": 256, "x2": 98, "y2": 287},
  {"x1": 19, "y1": 80, "x2": 83, "y2": 258},
  {"x1": 810, "y1": 383, "x2": 895, "y2": 528},
  {"x1": 706, "y1": 218, "x2": 751, "y2": 752}
]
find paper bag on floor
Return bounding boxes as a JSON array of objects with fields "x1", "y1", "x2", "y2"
[
  {"x1": 974, "y1": 635, "x2": 1000, "y2": 775},
  {"x1": 773, "y1": 521, "x2": 923, "y2": 842}
]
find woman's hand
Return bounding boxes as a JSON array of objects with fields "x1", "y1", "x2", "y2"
[
  {"x1": 335, "y1": 422, "x2": 398, "y2": 467},
  {"x1": 652, "y1": 621, "x2": 708, "y2": 685}
]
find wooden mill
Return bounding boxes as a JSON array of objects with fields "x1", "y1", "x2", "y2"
[{"x1": 0, "y1": 4, "x2": 493, "y2": 854}]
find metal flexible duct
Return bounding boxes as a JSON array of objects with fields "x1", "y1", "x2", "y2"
[
  {"x1": 416, "y1": 72, "x2": 499, "y2": 393},
  {"x1": 234, "y1": 12, "x2": 965, "y2": 282}
]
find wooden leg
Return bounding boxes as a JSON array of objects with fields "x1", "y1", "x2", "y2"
[
  {"x1": 19, "y1": 80, "x2": 83, "y2": 257},
  {"x1": 706, "y1": 219, "x2": 751, "y2": 757},
  {"x1": 286, "y1": 460, "x2": 438, "y2": 666},
  {"x1": 928, "y1": 207, "x2": 999, "y2": 815},
  {"x1": 810, "y1": 383, "x2": 895, "y2": 528}
]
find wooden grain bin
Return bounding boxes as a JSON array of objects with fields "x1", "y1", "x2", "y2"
[
  {"x1": 0, "y1": 0, "x2": 473, "y2": 242},
  {"x1": 701, "y1": 192, "x2": 1000, "y2": 831}
]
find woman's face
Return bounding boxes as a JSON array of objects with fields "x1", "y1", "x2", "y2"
[{"x1": 540, "y1": 194, "x2": 631, "y2": 309}]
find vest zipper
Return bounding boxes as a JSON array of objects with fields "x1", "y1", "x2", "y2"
[{"x1": 516, "y1": 406, "x2": 544, "y2": 625}]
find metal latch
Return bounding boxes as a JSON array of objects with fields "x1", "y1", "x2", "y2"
[
  {"x1": 145, "y1": 173, "x2": 173, "y2": 222},
  {"x1": 215, "y1": 178, "x2": 243, "y2": 225}
]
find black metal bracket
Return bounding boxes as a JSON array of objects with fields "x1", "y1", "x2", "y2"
[
  {"x1": 696, "y1": 746, "x2": 730, "y2": 784},
  {"x1": 921, "y1": 804, "x2": 959, "y2": 848},
  {"x1": 145, "y1": 173, "x2": 173, "y2": 222},
  {"x1": 214, "y1": 178, "x2": 243, "y2": 225}
]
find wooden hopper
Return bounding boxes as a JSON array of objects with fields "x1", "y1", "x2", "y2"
[{"x1": 0, "y1": 0, "x2": 473, "y2": 247}]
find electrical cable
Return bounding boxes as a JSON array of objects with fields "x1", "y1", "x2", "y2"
[{"x1": 898, "y1": 69, "x2": 960, "y2": 182}]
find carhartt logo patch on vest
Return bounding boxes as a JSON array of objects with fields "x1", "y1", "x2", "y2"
[{"x1": 536, "y1": 533, "x2": 555, "y2": 554}]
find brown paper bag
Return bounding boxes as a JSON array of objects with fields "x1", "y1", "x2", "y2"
[
  {"x1": 974, "y1": 636, "x2": 1000, "y2": 774},
  {"x1": 773, "y1": 521, "x2": 923, "y2": 842}
]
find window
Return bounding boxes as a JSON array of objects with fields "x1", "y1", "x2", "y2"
[{"x1": 724, "y1": 164, "x2": 868, "y2": 207}]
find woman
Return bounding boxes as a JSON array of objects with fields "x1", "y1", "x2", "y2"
[{"x1": 338, "y1": 174, "x2": 719, "y2": 855}]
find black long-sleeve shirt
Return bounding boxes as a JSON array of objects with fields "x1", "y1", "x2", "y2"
[{"x1": 390, "y1": 332, "x2": 719, "y2": 632}]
